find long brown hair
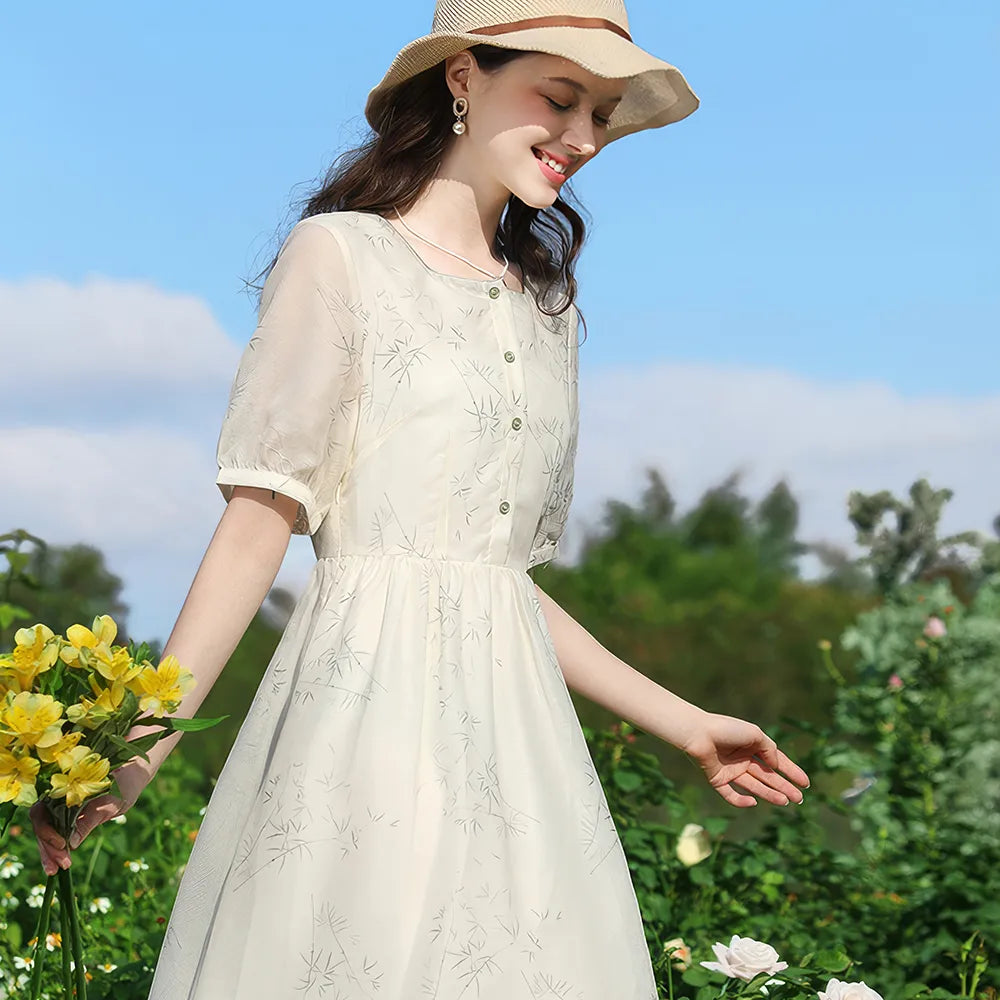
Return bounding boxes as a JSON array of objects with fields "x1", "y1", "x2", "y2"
[{"x1": 248, "y1": 44, "x2": 589, "y2": 334}]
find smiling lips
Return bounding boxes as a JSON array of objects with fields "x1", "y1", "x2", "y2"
[{"x1": 532, "y1": 147, "x2": 569, "y2": 183}]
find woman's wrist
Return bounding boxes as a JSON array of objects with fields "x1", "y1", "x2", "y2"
[
  {"x1": 653, "y1": 698, "x2": 711, "y2": 753},
  {"x1": 111, "y1": 755, "x2": 155, "y2": 807}
]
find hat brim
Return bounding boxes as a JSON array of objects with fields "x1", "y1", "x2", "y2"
[{"x1": 365, "y1": 25, "x2": 699, "y2": 143}]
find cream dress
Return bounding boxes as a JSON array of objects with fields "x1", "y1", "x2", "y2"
[{"x1": 147, "y1": 210, "x2": 658, "y2": 999}]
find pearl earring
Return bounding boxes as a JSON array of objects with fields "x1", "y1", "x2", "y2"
[{"x1": 452, "y1": 96, "x2": 468, "y2": 135}]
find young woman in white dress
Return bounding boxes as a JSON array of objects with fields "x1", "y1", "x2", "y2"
[{"x1": 33, "y1": 2, "x2": 810, "y2": 996}]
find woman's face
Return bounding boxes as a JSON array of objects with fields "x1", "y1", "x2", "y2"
[{"x1": 446, "y1": 51, "x2": 627, "y2": 209}]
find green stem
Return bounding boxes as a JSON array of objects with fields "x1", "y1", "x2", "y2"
[
  {"x1": 27, "y1": 873, "x2": 57, "y2": 1000},
  {"x1": 820, "y1": 647, "x2": 846, "y2": 687},
  {"x1": 60, "y1": 897, "x2": 73, "y2": 999},
  {"x1": 79, "y1": 828, "x2": 106, "y2": 900},
  {"x1": 57, "y1": 865, "x2": 88, "y2": 998}
]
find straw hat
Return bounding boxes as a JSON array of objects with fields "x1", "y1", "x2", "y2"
[{"x1": 365, "y1": 0, "x2": 699, "y2": 144}]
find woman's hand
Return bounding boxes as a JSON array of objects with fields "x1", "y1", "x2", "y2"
[
  {"x1": 680, "y1": 712, "x2": 810, "y2": 808},
  {"x1": 30, "y1": 761, "x2": 151, "y2": 875}
]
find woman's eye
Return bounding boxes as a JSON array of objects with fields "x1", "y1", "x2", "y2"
[{"x1": 546, "y1": 96, "x2": 611, "y2": 127}]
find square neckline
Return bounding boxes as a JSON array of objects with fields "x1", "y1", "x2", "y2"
[{"x1": 362, "y1": 211, "x2": 527, "y2": 297}]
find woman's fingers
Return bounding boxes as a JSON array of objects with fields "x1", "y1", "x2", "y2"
[
  {"x1": 774, "y1": 748, "x2": 811, "y2": 789},
  {"x1": 29, "y1": 803, "x2": 72, "y2": 874},
  {"x1": 712, "y1": 779, "x2": 758, "y2": 809},
  {"x1": 747, "y1": 759, "x2": 805, "y2": 804},
  {"x1": 729, "y1": 771, "x2": 790, "y2": 806}
]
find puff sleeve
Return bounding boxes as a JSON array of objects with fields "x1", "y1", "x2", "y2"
[{"x1": 215, "y1": 218, "x2": 365, "y2": 536}]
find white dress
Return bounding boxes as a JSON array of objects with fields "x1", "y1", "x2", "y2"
[{"x1": 147, "y1": 210, "x2": 658, "y2": 999}]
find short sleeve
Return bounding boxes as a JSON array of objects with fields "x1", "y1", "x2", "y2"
[{"x1": 215, "y1": 218, "x2": 365, "y2": 536}]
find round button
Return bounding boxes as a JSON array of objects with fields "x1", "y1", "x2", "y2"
[
  {"x1": 488, "y1": 286, "x2": 501, "y2": 299},
  {"x1": 503, "y1": 350, "x2": 515, "y2": 363},
  {"x1": 499, "y1": 500, "x2": 511, "y2": 514},
  {"x1": 511, "y1": 417, "x2": 522, "y2": 430}
]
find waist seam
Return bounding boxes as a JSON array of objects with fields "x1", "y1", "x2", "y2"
[{"x1": 316, "y1": 552, "x2": 526, "y2": 572}]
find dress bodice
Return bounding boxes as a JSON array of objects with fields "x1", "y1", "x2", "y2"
[{"x1": 215, "y1": 210, "x2": 579, "y2": 571}]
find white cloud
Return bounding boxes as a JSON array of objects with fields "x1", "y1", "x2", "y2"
[
  {"x1": 2, "y1": 276, "x2": 318, "y2": 644},
  {"x1": 571, "y1": 362, "x2": 1000, "y2": 563},
  {"x1": 3, "y1": 277, "x2": 997, "y2": 645},
  {"x1": 2, "y1": 276, "x2": 240, "y2": 430}
]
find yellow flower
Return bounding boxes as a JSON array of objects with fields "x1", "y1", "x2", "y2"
[
  {"x1": 65, "y1": 675, "x2": 129, "y2": 730},
  {"x1": 0, "y1": 691, "x2": 65, "y2": 752},
  {"x1": 0, "y1": 747, "x2": 40, "y2": 806},
  {"x1": 36, "y1": 728, "x2": 86, "y2": 768},
  {"x1": 93, "y1": 644, "x2": 143, "y2": 686},
  {"x1": 58, "y1": 614, "x2": 119, "y2": 671},
  {"x1": 0, "y1": 624, "x2": 61, "y2": 692},
  {"x1": 48, "y1": 745, "x2": 112, "y2": 808},
  {"x1": 130, "y1": 655, "x2": 195, "y2": 717}
]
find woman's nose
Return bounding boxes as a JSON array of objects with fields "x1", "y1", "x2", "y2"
[{"x1": 563, "y1": 118, "x2": 597, "y2": 157}]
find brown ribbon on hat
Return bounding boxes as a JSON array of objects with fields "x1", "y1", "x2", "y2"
[{"x1": 468, "y1": 15, "x2": 632, "y2": 43}]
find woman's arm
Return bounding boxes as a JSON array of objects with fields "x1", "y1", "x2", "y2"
[
  {"x1": 533, "y1": 583, "x2": 810, "y2": 807},
  {"x1": 126, "y1": 485, "x2": 299, "y2": 783},
  {"x1": 533, "y1": 583, "x2": 708, "y2": 750},
  {"x1": 33, "y1": 485, "x2": 299, "y2": 872}
]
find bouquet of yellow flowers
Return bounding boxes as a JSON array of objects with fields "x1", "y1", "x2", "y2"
[{"x1": 0, "y1": 614, "x2": 225, "y2": 999}]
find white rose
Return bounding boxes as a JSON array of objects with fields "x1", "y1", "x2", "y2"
[
  {"x1": 676, "y1": 823, "x2": 712, "y2": 866},
  {"x1": 701, "y1": 935, "x2": 789, "y2": 981},
  {"x1": 662, "y1": 937, "x2": 692, "y2": 971},
  {"x1": 818, "y1": 978, "x2": 884, "y2": 1000}
]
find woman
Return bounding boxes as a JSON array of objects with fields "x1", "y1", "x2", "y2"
[{"x1": 34, "y1": 2, "x2": 810, "y2": 996}]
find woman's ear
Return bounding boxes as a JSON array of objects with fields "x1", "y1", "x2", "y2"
[{"x1": 443, "y1": 50, "x2": 475, "y2": 100}]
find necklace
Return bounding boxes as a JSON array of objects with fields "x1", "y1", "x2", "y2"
[{"x1": 392, "y1": 206, "x2": 510, "y2": 283}]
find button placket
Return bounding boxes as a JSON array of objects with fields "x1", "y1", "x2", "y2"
[{"x1": 489, "y1": 285, "x2": 527, "y2": 558}]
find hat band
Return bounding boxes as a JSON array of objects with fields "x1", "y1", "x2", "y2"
[{"x1": 467, "y1": 15, "x2": 632, "y2": 43}]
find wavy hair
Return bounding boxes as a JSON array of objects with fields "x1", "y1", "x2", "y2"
[{"x1": 248, "y1": 44, "x2": 589, "y2": 338}]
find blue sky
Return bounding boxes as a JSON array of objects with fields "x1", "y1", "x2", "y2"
[
  {"x1": 3, "y1": 2, "x2": 998, "y2": 644},
  {"x1": 5, "y1": 1, "x2": 997, "y2": 391}
]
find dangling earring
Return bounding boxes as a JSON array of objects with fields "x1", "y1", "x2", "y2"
[{"x1": 452, "y1": 96, "x2": 468, "y2": 135}]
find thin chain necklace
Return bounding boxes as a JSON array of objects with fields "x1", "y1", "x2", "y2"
[{"x1": 392, "y1": 206, "x2": 510, "y2": 283}]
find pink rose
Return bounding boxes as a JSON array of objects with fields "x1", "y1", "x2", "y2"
[
  {"x1": 888, "y1": 674, "x2": 903, "y2": 690},
  {"x1": 662, "y1": 937, "x2": 691, "y2": 971},
  {"x1": 923, "y1": 616, "x2": 947, "y2": 639}
]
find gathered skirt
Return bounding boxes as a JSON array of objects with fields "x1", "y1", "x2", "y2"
[{"x1": 147, "y1": 552, "x2": 657, "y2": 999}]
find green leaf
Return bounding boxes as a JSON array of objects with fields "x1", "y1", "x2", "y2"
[
  {"x1": 681, "y1": 966, "x2": 713, "y2": 987},
  {"x1": 162, "y1": 714, "x2": 230, "y2": 732},
  {"x1": 702, "y1": 816, "x2": 730, "y2": 836},
  {"x1": 612, "y1": 769, "x2": 642, "y2": 792},
  {"x1": 813, "y1": 949, "x2": 851, "y2": 973},
  {"x1": 106, "y1": 731, "x2": 163, "y2": 764},
  {"x1": 0, "y1": 602, "x2": 32, "y2": 630},
  {"x1": 0, "y1": 801, "x2": 17, "y2": 840},
  {"x1": 688, "y1": 863, "x2": 714, "y2": 885}
]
